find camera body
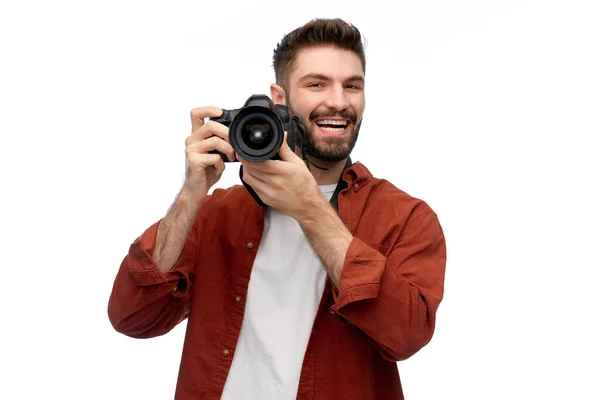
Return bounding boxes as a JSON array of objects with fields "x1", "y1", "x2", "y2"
[{"x1": 209, "y1": 94, "x2": 296, "y2": 162}]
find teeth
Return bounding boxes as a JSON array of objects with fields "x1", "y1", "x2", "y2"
[{"x1": 317, "y1": 119, "x2": 347, "y2": 126}]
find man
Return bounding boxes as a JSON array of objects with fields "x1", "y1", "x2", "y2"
[{"x1": 108, "y1": 18, "x2": 447, "y2": 400}]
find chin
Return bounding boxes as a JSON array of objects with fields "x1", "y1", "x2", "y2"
[
  {"x1": 303, "y1": 122, "x2": 360, "y2": 163},
  {"x1": 309, "y1": 142, "x2": 354, "y2": 162}
]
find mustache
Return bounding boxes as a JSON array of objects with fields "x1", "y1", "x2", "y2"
[{"x1": 309, "y1": 109, "x2": 357, "y2": 124}]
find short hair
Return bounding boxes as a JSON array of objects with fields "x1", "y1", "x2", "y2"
[{"x1": 272, "y1": 18, "x2": 366, "y2": 91}]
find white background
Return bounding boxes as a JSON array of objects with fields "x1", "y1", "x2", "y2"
[{"x1": 1, "y1": 0, "x2": 599, "y2": 399}]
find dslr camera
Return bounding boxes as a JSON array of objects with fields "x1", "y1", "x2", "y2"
[
  {"x1": 208, "y1": 94, "x2": 304, "y2": 207},
  {"x1": 209, "y1": 94, "x2": 297, "y2": 162}
]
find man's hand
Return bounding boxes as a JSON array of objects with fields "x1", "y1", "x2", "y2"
[
  {"x1": 238, "y1": 132, "x2": 321, "y2": 220},
  {"x1": 185, "y1": 106, "x2": 236, "y2": 199},
  {"x1": 240, "y1": 132, "x2": 354, "y2": 289}
]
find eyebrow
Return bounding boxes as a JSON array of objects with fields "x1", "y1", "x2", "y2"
[{"x1": 299, "y1": 73, "x2": 365, "y2": 84}]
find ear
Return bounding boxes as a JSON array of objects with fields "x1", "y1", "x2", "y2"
[{"x1": 270, "y1": 83, "x2": 286, "y2": 105}]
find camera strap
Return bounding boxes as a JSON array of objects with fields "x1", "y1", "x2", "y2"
[
  {"x1": 239, "y1": 165, "x2": 268, "y2": 207},
  {"x1": 328, "y1": 156, "x2": 352, "y2": 212}
]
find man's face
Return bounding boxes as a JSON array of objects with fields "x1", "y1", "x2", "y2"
[{"x1": 282, "y1": 46, "x2": 365, "y2": 162}]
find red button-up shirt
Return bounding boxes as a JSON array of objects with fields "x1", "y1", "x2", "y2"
[{"x1": 107, "y1": 161, "x2": 447, "y2": 399}]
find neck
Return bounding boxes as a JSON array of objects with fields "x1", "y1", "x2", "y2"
[{"x1": 295, "y1": 148, "x2": 348, "y2": 185}]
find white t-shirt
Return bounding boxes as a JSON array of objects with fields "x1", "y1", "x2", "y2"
[{"x1": 220, "y1": 184, "x2": 338, "y2": 400}]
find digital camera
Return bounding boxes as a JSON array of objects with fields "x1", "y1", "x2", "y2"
[
  {"x1": 209, "y1": 94, "x2": 297, "y2": 162},
  {"x1": 208, "y1": 94, "x2": 306, "y2": 207}
]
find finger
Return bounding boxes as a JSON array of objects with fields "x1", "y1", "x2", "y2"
[
  {"x1": 242, "y1": 168, "x2": 269, "y2": 196},
  {"x1": 188, "y1": 152, "x2": 226, "y2": 170},
  {"x1": 212, "y1": 156, "x2": 226, "y2": 176},
  {"x1": 193, "y1": 120, "x2": 231, "y2": 142},
  {"x1": 242, "y1": 174, "x2": 269, "y2": 204},
  {"x1": 243, "y1": 164, "x2": 270, "y2": 184},
  {"x1": 188, "y1": 136, "x2": 235, "y2": 161},
  {"x1": 190, "y1": 106, "x2": 223, "y2": 133},
  {"x1": 278, "y1": 131, "x2": 302, "y2": 165},
  {"x1": 238, "y1": 157, "x2": 279, "y2": 173},
  {"x1": 238, "y1": 156, "x2": 280, "y2": 175}
]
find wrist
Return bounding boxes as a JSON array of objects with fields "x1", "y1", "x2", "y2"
[
  {"x1": 295, "y1": 190, "x2": 331, "y2": 225},
  {"x1": 179, "y1": 185, "x2": 207, "y2": 212}
]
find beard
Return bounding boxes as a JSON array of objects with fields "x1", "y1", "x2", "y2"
[{"x1": 287, "y1": 97, "x2": 362, "y2": 163}]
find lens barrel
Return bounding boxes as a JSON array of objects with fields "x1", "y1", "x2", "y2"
[{"x1": 229, "y1": 107, "x2": 284, "y2": 161}]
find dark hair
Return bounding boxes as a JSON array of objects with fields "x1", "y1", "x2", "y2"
[{"x1": 272, "y1": 18, "x2": 366, "y2": 91}]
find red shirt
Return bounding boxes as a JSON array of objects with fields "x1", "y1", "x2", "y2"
[{"x1": 108, "y1": 161, "x2": 447, "y2": 399}]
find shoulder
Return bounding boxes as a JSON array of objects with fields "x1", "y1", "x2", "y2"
[
  {"x1": 352, "y1": 162, "x2": 444, "y2": 244},
  {"x1": 368, "y1": 177, "x2": 436, "y2": 220},
  {"x1": 351, "y1": 161, "x2": 437, "y2": 220},
  {"x1": 347, "y1": 163, "x2": 444, "y2": 256}
]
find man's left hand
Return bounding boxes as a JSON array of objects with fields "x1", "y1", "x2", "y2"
[{"x1": 238, "y1": 132, "x2": 321, "y2": 220}]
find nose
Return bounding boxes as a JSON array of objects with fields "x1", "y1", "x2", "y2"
[{"x1": 324, "y1": 85, "x2": 350, "y2": 111}]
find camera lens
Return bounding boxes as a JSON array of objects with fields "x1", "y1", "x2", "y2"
[
  {"x1": 229, "y1": 109, "x2": 283, "y2": 161},
  {"x1": 241, "y1": 118, "x2": 273, "y2": 150}
]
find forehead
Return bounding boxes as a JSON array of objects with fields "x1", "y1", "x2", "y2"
[{"x1": 290, "y1": 46, "x2": 364, "y2": 82}]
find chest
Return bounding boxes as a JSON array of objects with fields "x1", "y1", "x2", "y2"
[{"x1": 249, "y1": 209, "x2": 328, "y2": 306}]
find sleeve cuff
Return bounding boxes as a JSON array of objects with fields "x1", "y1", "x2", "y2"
[
  {"x1": 127, "y1": 220, "x2": 191, "y2": 297},
  {"x1": 331, "y1": 237, "x2": 387, "y2": 311}
]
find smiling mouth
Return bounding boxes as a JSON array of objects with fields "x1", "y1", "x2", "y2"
[{"x1": 314, "y1": 119, "x2": 349, "y2": 133}]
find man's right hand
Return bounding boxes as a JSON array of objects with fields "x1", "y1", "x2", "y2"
[{"x1": 184, "y1": 106, "x2": 236, "y2": 198}]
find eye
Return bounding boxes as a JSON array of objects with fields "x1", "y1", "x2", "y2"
[
  {"x1": 346, "y1": 84, "x2": 363, "y2": 90},
  {"x1": 308, "y1": 82, "x2": 324, "y2": 88}
]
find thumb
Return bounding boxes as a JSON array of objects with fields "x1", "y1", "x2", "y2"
[{"x1": 278, "y1": 131, "x2": 301, "y2": 164}]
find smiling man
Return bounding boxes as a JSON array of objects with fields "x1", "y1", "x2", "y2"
[{"x1": 108, "y1": 18, "x2": 447, "y2": 400}]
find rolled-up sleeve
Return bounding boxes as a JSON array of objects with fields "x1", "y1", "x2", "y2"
[
  {"x1": 330, "y1": 211, "x2": 446, "y2": 362},
  {"x1": 107, "y1": 217, "x2": 198, "y2": 338},
  {"x1": 126, "y1": 220, "x2": 193, "y2": 296}
]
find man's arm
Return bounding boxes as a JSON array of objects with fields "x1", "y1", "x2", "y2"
[
  {"x1": 298, "y1": 195, "x2": 447, "y2": 362},
  {"x1": 154, "y1": 187, "x2": 205, "y2": 273},
  {"x1": 297, "y1": 194, "x2": 352, "y2": 290},
  {"x1": 107, "y1": 188, "x2": 206, "y2": 339}
]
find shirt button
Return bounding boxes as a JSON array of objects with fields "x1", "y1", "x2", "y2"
[
  {"x1": 235, "y1": 295, "x2": 242, "y2": 303},
  {"x1": 222, "y1": 349, "x2": 230, "y2": 357},
  {"x1": 247, "y1": 242, "x2": 254, "y2": 249}
]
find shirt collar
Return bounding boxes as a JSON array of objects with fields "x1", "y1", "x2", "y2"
[{"x1": 342, "y1": 160, "x2": 373, "y2": 190}]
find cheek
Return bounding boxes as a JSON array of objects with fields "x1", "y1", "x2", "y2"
[
  {"x1": 298, "y1": 88, "x2": 330, "y2": 106},
  {"x1": 351, "y1": 98, "x2": 365, "y2": 117},
  {"x1": 296, "y1": 101, "x2": 314, "y2": 116},
  {"x1": 350, "y1": 95, "x2": 365, "y2": 110},
  {"x1": 291, "y1": 98, "x2": 318, "y2": 119}
]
